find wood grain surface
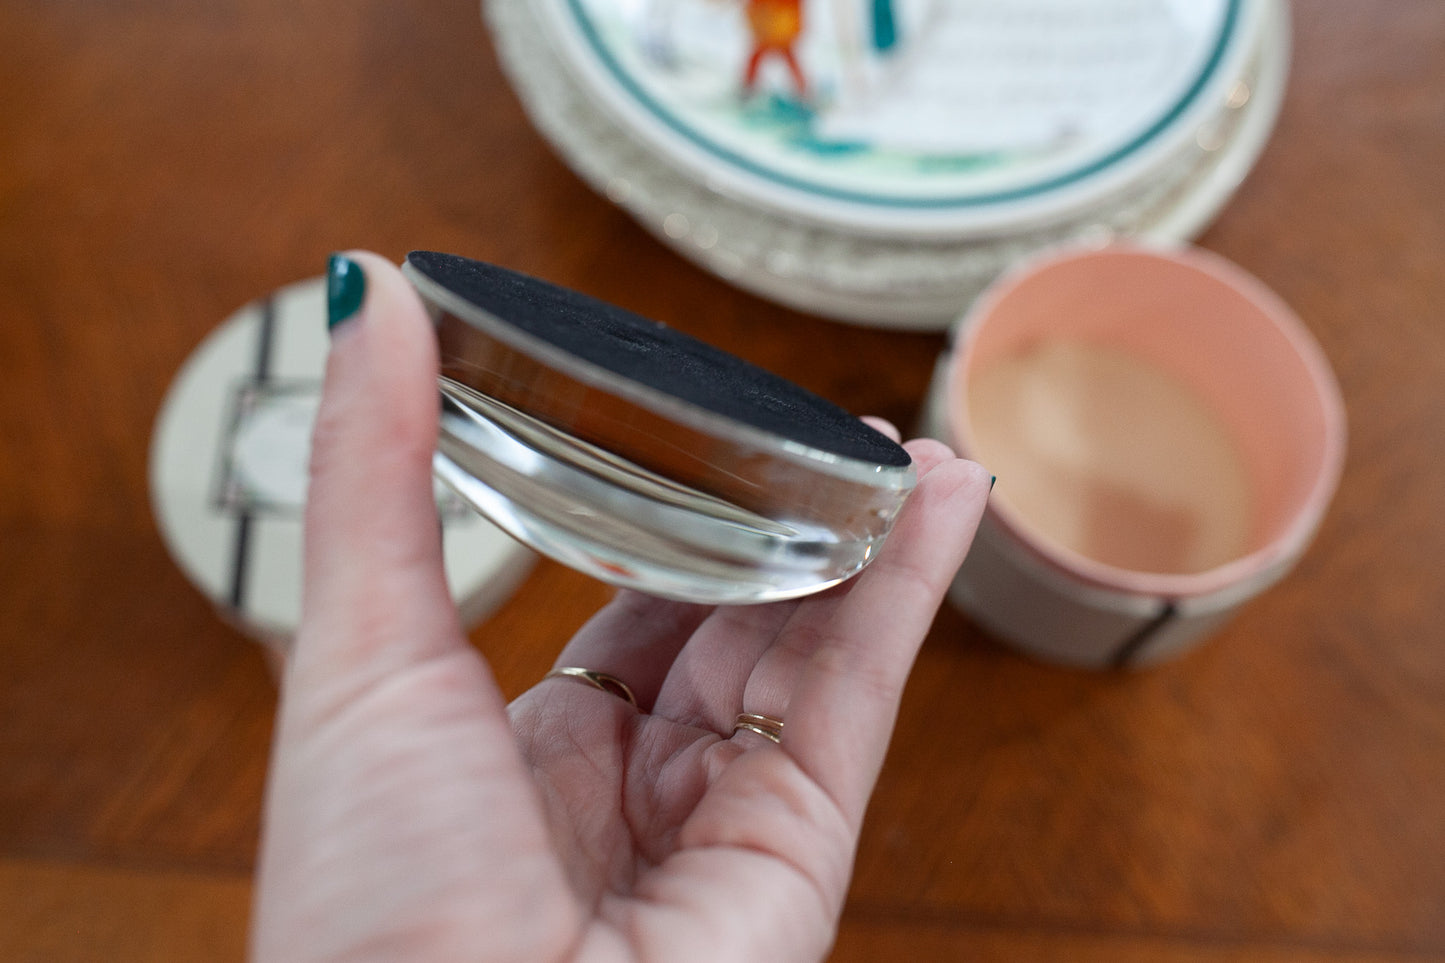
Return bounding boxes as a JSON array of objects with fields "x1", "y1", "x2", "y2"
[{"x1": 2, "y1": 1, "x2": 1443, "y2": 959}]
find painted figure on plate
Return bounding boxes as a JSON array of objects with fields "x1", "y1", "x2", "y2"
[
  {"x1": 742, "y1": 0, "x2": 809, "y2": 97},
  {"x1": 638, "y1": 0, "x2": 910, "y2": 104},
  {"x1": 737, "y1": 0, "x2": 900, "y2": 99}
]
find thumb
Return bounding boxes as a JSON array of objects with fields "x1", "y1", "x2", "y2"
[{"x1": 291, "y1": 251, "x2": 468, "y2": 690}]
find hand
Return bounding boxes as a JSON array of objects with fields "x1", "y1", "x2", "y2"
[{"x1": 251, "y1": 252, "x2": 990, "y2": 962}]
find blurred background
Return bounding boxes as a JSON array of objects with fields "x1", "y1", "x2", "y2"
[{"x1": 2, "y1": 1, "x2": 1444, "y2": 959}]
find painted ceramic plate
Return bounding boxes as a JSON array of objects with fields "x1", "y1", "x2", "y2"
[
  {"x1": 537, "y1": 0, "x2": 1260, "y2": 236},
  {"x1": 488, "y1": 0, "x2": 1285, "y2": 327}
]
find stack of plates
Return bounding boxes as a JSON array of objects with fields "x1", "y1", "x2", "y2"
[{"x1": 486, "y1": 0, "x2": 1288, "y2": 329}]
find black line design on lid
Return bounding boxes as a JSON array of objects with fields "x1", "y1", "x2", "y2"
[{"x1": 227, "y1": 295, "x2": 277, "y2": 613}]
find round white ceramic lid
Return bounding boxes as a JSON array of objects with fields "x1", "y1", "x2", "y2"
[
  {"x1": 149, "y1": 277, "x2": 534, "y2": 646},
  {"x1": 539, "y1": 0, "x2": 1260, "y2": 237}
]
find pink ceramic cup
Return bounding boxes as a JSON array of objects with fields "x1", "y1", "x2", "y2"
[{"x1": 924, "y1": 244, "x2": 1346, "y2": 668}]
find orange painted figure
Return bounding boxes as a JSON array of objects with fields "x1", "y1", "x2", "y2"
[{"x1": 742, "y1": 0, "x2": 807, "y2": 98}]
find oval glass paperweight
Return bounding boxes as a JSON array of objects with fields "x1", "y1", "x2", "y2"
[{"x1": 404, "y1": 251, "x2": 916, "y2": 604}]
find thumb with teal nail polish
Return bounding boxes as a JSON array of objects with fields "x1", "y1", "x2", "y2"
[{"x1": 327, "y1": 252, "x2": 366, "y2": 331}]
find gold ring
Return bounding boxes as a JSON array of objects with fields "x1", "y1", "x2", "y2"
[
  {"x1": 733, "y1": 712, "x2": 784, "y2": 744},
  {"x1": 543, "y1": 667, "x2": 638, "y2": 707}
]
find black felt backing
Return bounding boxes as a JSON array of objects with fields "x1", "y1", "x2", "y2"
[{"x1": 408, "y1": 252, "x2": 911, "y2": 468}]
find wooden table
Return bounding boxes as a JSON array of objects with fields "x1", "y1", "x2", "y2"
[{"x1": 3, "y1": 2, "x2": 1443, "y2": 959}]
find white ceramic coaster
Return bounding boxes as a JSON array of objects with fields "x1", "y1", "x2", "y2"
[{"x1": 149, "y1": 277, "x2": 535, "y2": 651}]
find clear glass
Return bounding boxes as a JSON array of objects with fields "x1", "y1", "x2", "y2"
[{"x1": 406, "y1": 258, "x2": 916, "y2": 604}]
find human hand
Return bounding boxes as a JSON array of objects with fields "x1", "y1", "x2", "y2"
[{"x1": 250, "y1": 252, "x2": 990, "y2": 962}]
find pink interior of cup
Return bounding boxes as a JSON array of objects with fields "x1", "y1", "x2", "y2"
[{"x1": 948, "y1": 244, "x2": 1347, "y2": 598}]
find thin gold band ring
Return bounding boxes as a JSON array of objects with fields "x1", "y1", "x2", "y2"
[{"x1": 733, "y1": 712, "x2": 784, "y2": 744}]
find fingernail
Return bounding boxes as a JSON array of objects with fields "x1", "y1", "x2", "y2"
[
  {"x1": 326, "y1": 253, "x2": 365, "y2": 331},
  {"x1": 989, "y1": 475, "x2": 997, "y2": 491}
]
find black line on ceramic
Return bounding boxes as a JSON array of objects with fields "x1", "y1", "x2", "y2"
[
  {"x1": 1108, "y1": 600, "x2": 1179, "y2": 669},
  {"x1": 227, "y1": 296, "x2": 277, "y2": 612},
  {"x1": 254, "y1": 293, "x2": 276, "y2": 384},
  {"x1": 227, "y1": 515, "x2": 253, "y2": 612}
]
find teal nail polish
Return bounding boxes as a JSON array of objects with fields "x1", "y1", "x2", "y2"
[
  {"x1": 326, "y1": 253, "x2": 365, "y2": 330},
  {"x1": 989, "y1": 475, "x2": 997, "y2": 491}
]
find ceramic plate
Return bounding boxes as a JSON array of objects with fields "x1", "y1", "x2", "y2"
[
  {"x1": 488, "y1": 0, "x2": 1284, "y2": 327},
  {"x1": 538, "y1": 0, "x2": 1259, "y2": 236}
]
